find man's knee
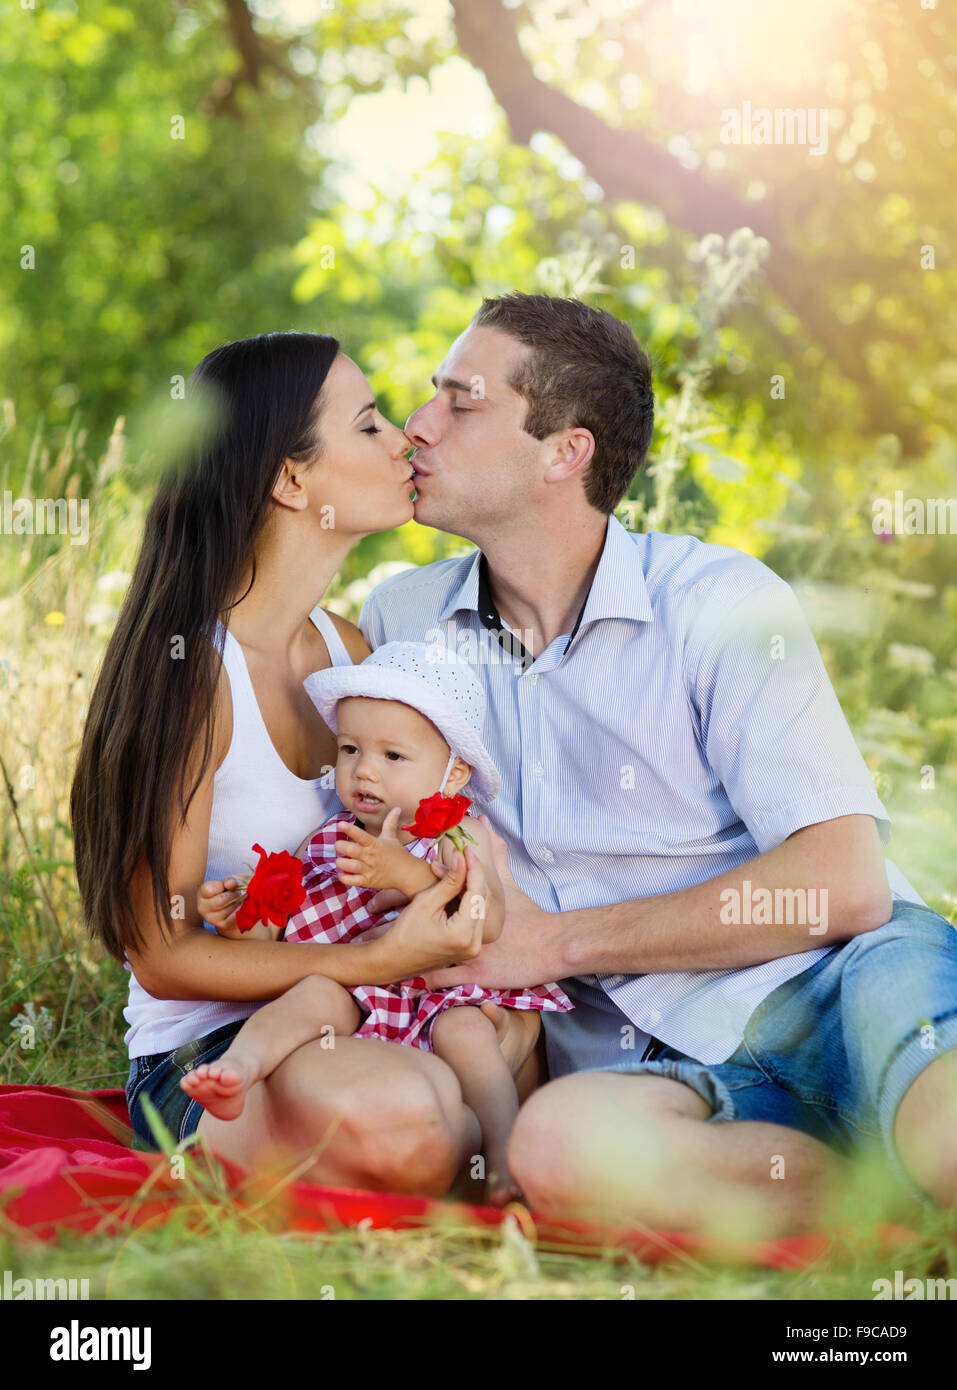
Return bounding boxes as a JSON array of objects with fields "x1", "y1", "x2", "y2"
[
  {"x1": 508, "y1": 1072, "x2": 708, "y2": 1210},
  {"x1": 894, "y1": 1049, "x2": 957, "y2": 1207}
]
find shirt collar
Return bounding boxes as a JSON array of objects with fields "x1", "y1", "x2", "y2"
[{"x1": 438, "y1": 513, "x2": 654, "y2": 633}]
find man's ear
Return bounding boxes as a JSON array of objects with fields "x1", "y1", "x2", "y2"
[
  {"x1": 272, "y1": 457, "x2": 310, "y2": 512},
  {"x1": 542, "y1": 426, "x2": 595, "y2": 485}
]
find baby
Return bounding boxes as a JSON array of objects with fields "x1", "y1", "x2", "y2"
[{"x1": 182, "y1": 641, "x2": 572, "y2": 1203}]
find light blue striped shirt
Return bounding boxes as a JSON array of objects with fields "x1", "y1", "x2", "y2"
[{"x1": 359, "y1": 515, "x2": 920, "y2": 1068}]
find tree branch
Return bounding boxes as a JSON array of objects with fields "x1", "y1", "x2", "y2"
[{"x1": 449, "y1": 0, "x2": 924, "y2": 448}]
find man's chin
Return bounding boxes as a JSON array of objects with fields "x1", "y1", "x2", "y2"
[{"x1": 411, "y1": 491, "x2": 453, "y2": 533}]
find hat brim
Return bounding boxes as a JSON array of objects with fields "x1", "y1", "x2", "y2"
[{"x1": 303, "y1": 666, "x2": 501, "y2": 804}]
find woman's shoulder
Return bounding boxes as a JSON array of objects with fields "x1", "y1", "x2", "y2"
[{"x1": 321, "y1": 610, "x2": 371, "y2": 664}]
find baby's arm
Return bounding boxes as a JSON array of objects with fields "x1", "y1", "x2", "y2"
[
  {"x1": 196, "y1": 823, "x2": 324, "y2": 941},
  {"x1": 197, "y1": 877, "x2": 281, "y2": 941},
  {"x1": 334, "y1": 809, "x2": 441, "y2": 897}
]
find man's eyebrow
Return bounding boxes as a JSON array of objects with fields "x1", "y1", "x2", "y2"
[
  {"x1": 351, "y1": 400, "x2": 375, "y2": 422},
  {"x1": 430, "y1": 373, "x2": 482, "y2": 396}
]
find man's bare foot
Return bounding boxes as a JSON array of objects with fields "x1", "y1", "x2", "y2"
[
  {"x1": 179, "y1": 1057, "x2": 251, "y2": 1121},
  {"x1": 479, "y1": 1004, "x2": 539, "y2": 1079}
]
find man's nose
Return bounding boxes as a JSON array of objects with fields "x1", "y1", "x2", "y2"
[{"x1": 405, "y1": 400, "x2": 439, "y2": 448}]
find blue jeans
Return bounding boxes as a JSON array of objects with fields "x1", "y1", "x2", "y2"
[
  {"x1": 588, "y1": 901, "x2": 957, "y2": 1189},
  {"x1": 126, "y1": 1020, "x2": 245, "y2": 1150}
]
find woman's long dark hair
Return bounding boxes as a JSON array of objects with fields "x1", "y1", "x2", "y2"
[{"x1": 71, "y1": 331, "x2": 340, "y2": 961}]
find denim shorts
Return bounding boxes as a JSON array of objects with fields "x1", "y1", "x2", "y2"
[
  {"x1": 589, "y1": 901, "x2": 957, "y2": 1190},
  {"x1": 126, "y1": 1020, "x2": 245, "y2": 1150}
]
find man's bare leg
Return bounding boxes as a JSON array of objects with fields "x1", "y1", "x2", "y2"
[
  {"x1": 507, "y1": 1072, "x2": 848, "y2": 1239},
  {"x1": 893, "y1": 1049, "x2": 957, "y2": 1206}
]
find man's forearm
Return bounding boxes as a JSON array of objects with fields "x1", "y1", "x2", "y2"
[{"x1": 556, "y1": 816, "x2": 893, "y2": 978}]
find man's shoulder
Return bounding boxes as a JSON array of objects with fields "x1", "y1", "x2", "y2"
[
  {"x1": 359, "y1": 549, "x2": 478, "y2": 641},
  {"x1": 637, "y1": 530, "x2": 791, "y2": 615},
  {"x1": 367, "y1": 549, "x2": 476, "y2": 600}
]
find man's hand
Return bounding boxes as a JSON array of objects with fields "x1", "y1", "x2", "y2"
[{"x1": 424, "y1": 817, "x2": 564, "y2": 989}]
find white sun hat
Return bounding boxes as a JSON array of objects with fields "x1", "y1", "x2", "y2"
[{"x1": 303, "y1": 640, "x2": 501, "y2": 804}]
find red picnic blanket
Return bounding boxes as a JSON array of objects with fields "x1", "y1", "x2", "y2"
[{"x1": 0, "y1": 1084, "x2": 921, "y2": 1269}]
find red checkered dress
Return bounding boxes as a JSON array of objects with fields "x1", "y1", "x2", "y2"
[{"x1": 284, "y1": 813, "x2": 573, "y2": 1051}]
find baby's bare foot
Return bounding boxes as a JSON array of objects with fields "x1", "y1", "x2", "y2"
[
  {"x1": 486, "y1": 1155, "x2": 522, "y2": 1208},
  {"x1": 179, "y1": 1057, "x2": 250, "y2": 1121},
  {"x1": 479, "y1": 1003, "x2": 539, "y2": 1078}
]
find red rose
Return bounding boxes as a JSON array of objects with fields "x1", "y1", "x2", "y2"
[
  {"x1": 401, "y1": 792, "x2": 472, "y2": 840},
  {"x1": 235, "y1": 843, "x2": 305, "y2": 933}
]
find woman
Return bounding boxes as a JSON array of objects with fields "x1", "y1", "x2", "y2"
[{"x1": 70, "y1": 331, "x2": 488, "y2": 1193}]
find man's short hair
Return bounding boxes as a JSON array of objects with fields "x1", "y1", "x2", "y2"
[{"x1": 472, "y1": 292, "x2": 654, "y2": 513}]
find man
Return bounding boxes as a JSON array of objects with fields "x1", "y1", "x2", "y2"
[{"x1": 359, "y1": 292, "x2": 957, "y2": 1236}]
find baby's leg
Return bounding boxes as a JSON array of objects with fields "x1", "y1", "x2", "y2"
[
  {"x1": 181, "y1": 975, "x2": 361, "y2": 1122},
  {"x1": 431, "y1": 1005, "x2": 521, "y2": 1206}
]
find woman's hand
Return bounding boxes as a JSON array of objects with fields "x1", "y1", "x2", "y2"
[{"x1": 375, "y1": 845, "x2": 490, "y2": 978}]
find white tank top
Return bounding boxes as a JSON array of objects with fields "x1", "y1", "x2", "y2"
[{"x1": 123, "y1": 606, "x2": 354, "y2": 1058}]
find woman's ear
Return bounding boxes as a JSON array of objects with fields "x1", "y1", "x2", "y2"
[{"x1": 272, "y1": 457, "x2": 310, "y2": 511}]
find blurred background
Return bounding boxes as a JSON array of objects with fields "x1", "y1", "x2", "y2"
[{"x1": 1, "y1": 0, "x2": 955, "y2": 1086}]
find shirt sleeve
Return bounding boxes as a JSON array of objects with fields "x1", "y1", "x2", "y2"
[{"x1": 686, "y1": 576, "x2": 891, "y2": 854}]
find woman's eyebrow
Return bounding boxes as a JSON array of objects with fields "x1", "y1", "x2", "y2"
[{"x1": 351, "y1": 400, "x2": 376, "y2": 422}]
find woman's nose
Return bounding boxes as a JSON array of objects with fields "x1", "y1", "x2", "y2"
[{"x1": 391, "y1": 427, "x2": 414, "y2": 458}]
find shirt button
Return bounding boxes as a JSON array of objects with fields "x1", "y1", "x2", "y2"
[
  {"x1": 526, "y1": 673, "x2": 539, "y2": 684},
  {"x1": 533, "y1": 764, "x2": 544, "y2": 778},
  {"x1": 605, "y1": 974, "x2": 625, "y2": 987},
  {"x1": 539, "y1": 847, "x2": 554, "y2": 862}
]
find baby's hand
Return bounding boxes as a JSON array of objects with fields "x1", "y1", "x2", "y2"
[
  {"x1": 335, "y1": 808, "x2": 415, "y2": 891},
  {"x1": 198, "y1": 877, "x2": 245, "y2": 938}
]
